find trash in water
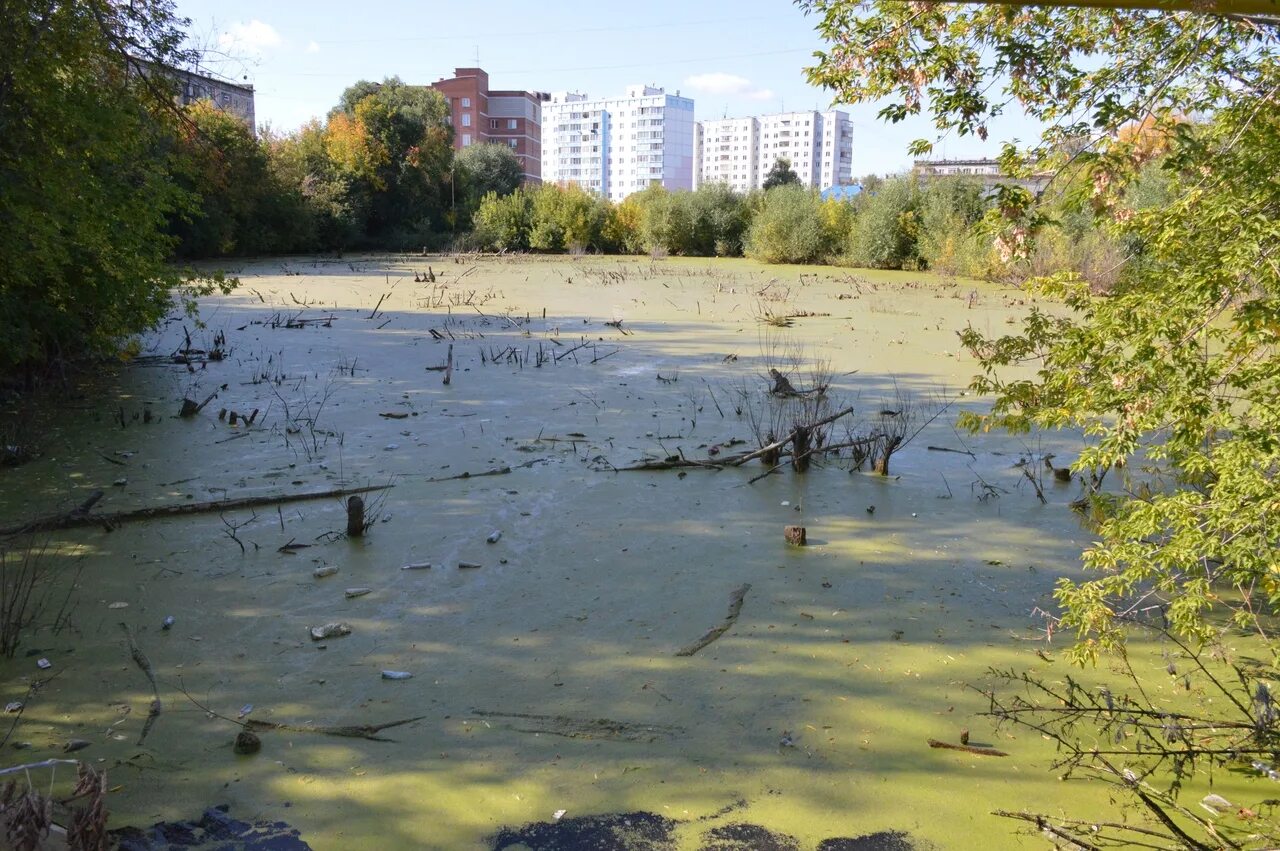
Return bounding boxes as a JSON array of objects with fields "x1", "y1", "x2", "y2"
[
  {"x1": 381, "y1": 671, "x2": 413, "y2": 680},
  {"x1": 309, "y1": 623, "x2": 352, "y2": 641},
  {"x1": 63, "y1": 739, "x2": 91, "y2": 753},
  {"x1": 553, "y1": 809, "x2": 567, "y2": 821},
  {"x1": 458, "y1": 561, "x2": 482, "y2": 569},
  {"x1": 3, "y1": 702, "x2": 22, "y2": 713},
  {"x1": 401, "y1": 562, "x2": 431, "y2": 570},
  {"x1": 238, "y1": 704, "x2": 253, "y2": 719},
  {"x1": 36, "y1": 658, "x2": 51, "y2": 670},
  {"x1": 486, "y1": 530, "x2": 502, "y2": 544},
  {"x1": 108, "y1": 602, "x2": 129, "y2": 609},
  {"x1": 345, "y1": 588, "x2": 372, "y2": 598},
  {"x1": 162, "y1": 615, "x2": 176, "y2": 630},
  {"x1": 313, "y1": 566, "x2": 339, "y2": 578}
]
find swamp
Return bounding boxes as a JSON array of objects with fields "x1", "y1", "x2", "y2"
[{"x1": 0, "y1": 255, "x2": 1257, "y2": 849}]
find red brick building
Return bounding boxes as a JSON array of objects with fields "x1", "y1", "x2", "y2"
[{"x1": 431, "y1": 67, "x2": 545, "y2": 184}]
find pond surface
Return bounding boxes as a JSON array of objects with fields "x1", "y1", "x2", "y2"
[{"x1": 0, "y1": 255, "x2": 1238, "y2": 849}]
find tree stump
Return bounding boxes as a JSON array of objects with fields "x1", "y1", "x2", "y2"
[
  {"x1": 792, "y1": 425, "x2": 812, "y2": 473},
  {"x1": 785, "y1": 525, "x2": 807, "y2": 546},
  {"x1": 346, "y1": 496, "x2": 365, "y2": 537},
  {"x1": 761, "y1": 432, "x2": 780, "y2": 467},
  {"x1": 234, "y1": 730, "x2": 261, "y2": 755},
  {"x1": 873, "y1": 436, "x2": 902, "y2": 476}
]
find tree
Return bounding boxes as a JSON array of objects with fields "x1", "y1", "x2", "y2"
[
  {"x1": 762, "y1": 158, "x2": 801, "y2": 190},
  {"x1": 455, "y1": 143, "x2": 523, "y2": 211},
  {"x1": 745, "y1": 185, "x2": 833, "y2": 264},
  {"x1": 0, "y1": 0, "x2": 225, "y2": 384},
  {"x1": 803, "y1": 0, "x2": 1280, "y2": 843},
  {"x1": 329, "y1": 77, "x2": 454, "y2": 247}
]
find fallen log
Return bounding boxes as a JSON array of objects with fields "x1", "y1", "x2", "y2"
[
  {"x1": 0, "y1": 484, "x2": 393, "y2": 536},
  {"x1": 675, "y1": 583, "x2": 751, "y2": 657},
  {"x1": 927, "y1": 738, "x2": 1008, "y2": 757}
]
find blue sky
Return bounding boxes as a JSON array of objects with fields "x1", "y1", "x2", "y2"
[{"x1": 175, "y1": 0, "x2": 1039, "y2": 175}]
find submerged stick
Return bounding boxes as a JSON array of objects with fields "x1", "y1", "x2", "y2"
[
  {"x1": 243, "y1": 715, "x2": 427, "y2": 742},
  {"x1": 675, "y1": 583, "x2": 751, "y2": 657},
  {"x1": 1, "y1": 484, "x2": 393, "y2": 536},
  {"x1": 121, "y1": 623, "x2": 162, "y2": 746},
  {"x1": 927, "y1": 738, "x2": 1007, "y2": 757}
]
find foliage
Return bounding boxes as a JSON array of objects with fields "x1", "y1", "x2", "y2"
[
  {"x1": 846, "y1": 177, "x2": 920, "y2": 269},
  {"x1": 0, "y1": 0, "x2": 226, "y2": 383},
  {"x1": 745, "y1": 185, "x2": 836, "y2": 264},
  {"x1": 803, "y1": 0, "x2": 1280, "y2": 840},
  {"x1": 762, "y1": 157, "x2": 802, "y2": 190},
  {"x1": 172, "y1": 102, "x2": 315, "y2": 257},
  {"x1": 915, "y1": 177, "x2": 991, "y2": 276},
  {"x1": 456, "y1": 143, "x2": 522, "y2": 205},
  {"x1": 472, "y1": 189, "x2": 533, "y2": 251}
]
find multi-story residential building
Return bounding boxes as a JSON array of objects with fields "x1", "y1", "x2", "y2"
[
  {"x1": 912, "y1": 158, "x2": 1051, "y2": 193},
  {"x1": 431, "y1": 67, "x2": 544, "y2": 183},
  {"x1": 694, "y1": 110, "x2": 853, "y2": 192},
  {"x1": 541, "y1": 85, "x2": 695, "y2": 200},
  {"x1": 134, "y1": 60, "x2": 256, "y2": 129}
]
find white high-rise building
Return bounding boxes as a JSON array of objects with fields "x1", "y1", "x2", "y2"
[
  {"x1": 694, "y1": 110, "x2": 853, "y2": 192},
  {"x1": 542, "y1": 85, "x2": 695, "y2": 201}
]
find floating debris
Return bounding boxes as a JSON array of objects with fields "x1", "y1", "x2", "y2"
[
  {"x1": 108, "y1": 601, "x2": 129, "y2": 609},
  {"x1": 4, "y1": 702, "x2": 22, "y2": 713},
  {"x1": 458, "y1": 561, "x2": 482, "y2": 569},
  {"x1": 63, "y1": 739, "x2": 91, "y2": 753},
  {"x1": 309, "y1": 623, "x2": 352, "y2": 641},
  {"x1": 313, "y1": 566, "x2": 339, "y2": 578},
  {"x1": 36, "y1": 658, "x2": 51, "y2": 670},
  {"x1": 400, "y1": 562, "x2": 431, "y2": 571},
  {"x1": 238, "y1": 704, "x2": 254, "y2": 719},
  {"x1": 162, "y1": 615, "x2": 176, "y2": 630},
  {"x1": 381, "y1": 671, "x2": 413, "y2": 680},
  {"x1": 486, "y1": 530, "x2": 502, "y2": 544},
  {"x1": 345, "y1": 588, "x2": 372, "y2": 599}
]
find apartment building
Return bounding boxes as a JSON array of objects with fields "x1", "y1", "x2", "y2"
[
  {"x1": 912, "y1": 158, "x2": 1051, "y2": 193},
  {"x1": 541, "y1": 85, "x2": 695, "y2": 200},
  {"x1": 431, "y1": 67, "x2": 544, "y2": 183},
  {"x1": 694, "y1": 110, "x2": 853, "y2": 192},
  {"x1": 133, "y1": 59, "x2": 256, "y2": 129}
]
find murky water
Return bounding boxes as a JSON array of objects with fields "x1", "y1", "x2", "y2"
[{"x1": 0, "y1": 256, "x2": 1249, "y2": 849}]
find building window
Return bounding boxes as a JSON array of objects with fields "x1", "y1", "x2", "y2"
[
  {"x1": 508, "y1": 119, "x2": 518, "y2": 129},
  {"x1": 490, "y1": 119, "x2": 499, "y2": 129},
  {"x1": 461, "y1": 97, "x2": 471, "y2": 107},
  {"x1": 462, "y1": 133, "x2": 472, "y2": 146},
  {"x1": 509, "y1": 139, "x2": 518, "y2": 148},
  {"x1": 462, "y1": 113, "x2": 471, "y2": 127}
]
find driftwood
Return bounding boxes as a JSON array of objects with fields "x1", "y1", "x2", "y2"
[
  {"x1": 410, "y1": 466, "x2": 512, "y2": 482},
  {"x1": 120, "y1": 624, "x2": 162, "y2": 746},
  {"x1": 1, "y1": 484, "x2": 393, "y2": 536},
  {"x1": 675, "y1": 583, "x2": 751, "y2": 657},
  {"x1": 927, "y1": 738, "x2": 1008, "y2": 757},
  {"x1": 244, "y1": 715, "x2": 426, "y2": 742}
]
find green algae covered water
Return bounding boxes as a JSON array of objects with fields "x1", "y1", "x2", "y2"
[{"x1": 0, "y1": 256, "x2": 1257, "y2": 849}]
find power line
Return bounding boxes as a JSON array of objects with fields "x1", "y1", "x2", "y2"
[
  {"x1": 313, "y1": 14, "x2": 777, "y2": 45},
  {"x1": 269, "y1": 47, "x2": 813, "y2": 79}
]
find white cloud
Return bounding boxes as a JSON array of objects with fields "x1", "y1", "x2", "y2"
[
  {"x1": 684, "y1": 72, "x2": 774, "y2": 102},
  {"x1": 217, "y1": 20, "x2": 282, "y2": 56},
  {"x1": 305, "y1": 40, "x2": 321, "y2": 54}
]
